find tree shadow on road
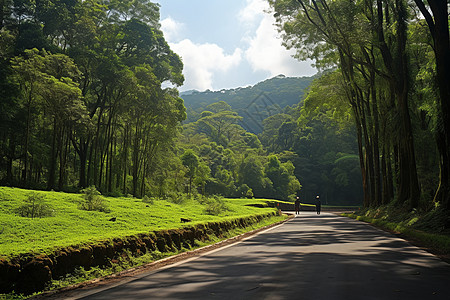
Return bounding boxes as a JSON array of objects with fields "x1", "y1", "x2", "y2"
[{"x1": 81, "y1": 213, "x2": 450, "y2": 300}]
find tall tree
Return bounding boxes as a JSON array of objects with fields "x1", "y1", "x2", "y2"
[
  {"x1": 413, "y1": 0, "x2": 450, "y2": 209},
  {"x1": 270, "y1": 0, "x2": 422, "y2": 208}
]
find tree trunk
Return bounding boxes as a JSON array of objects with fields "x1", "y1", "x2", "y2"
[
  {"x1": 376, "y1": 0, "x2": 420, "y2": 208},
  {"x1": 58, "y1": 129, "x2": 70, "y2": 190},
  {"x1": 395, "y1": 0, "x2": 420, "y2": 208},
  {"x1": 122, "y1": 125, "x2": 129, "y2": 194},
  {"x1": 420, "y1": 0, "x2": 450, "y2": 210},
  {"x1": 395, "y1": 88, "x2": 420, "y2": 208},
  {"x1": 371, "y1": 84, "x2": 382, "y2": 206},
  {"x1": 132, "y1": 118, "x2": 141, "y2": 197},
  {"x1": 435, "y1": 125, "x2": 450, "y2": 209},
  {"x1": 0, "y1": 0, "x2": 4, "y2": 29},
  {"x1": 47, "y1": 117, "x2": 58, "y2": 190},
  {"x1": 352, "y1": 104, "x2": 370, "y2": 207},
  {"x1": 22, "y1": 84, "x2": 33, "y2": 184}
]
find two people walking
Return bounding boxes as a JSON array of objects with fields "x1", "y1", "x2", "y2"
[{"x1": 294, "y1": 195, "x2": 321, "y2": 215}]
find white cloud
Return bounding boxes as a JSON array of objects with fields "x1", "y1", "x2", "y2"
[
  {"x1": 243, "y1": 6, "x2": 316, "y2": 77},
  {"x1": 170, "y1": 39, "x2": 242, "y2": 91},
  {"x1": 160, "y1": 17, "x2": 184, "y2": 42},
  {"x1": 238, "y1": 0, "x2": 268, "y2": 25}
]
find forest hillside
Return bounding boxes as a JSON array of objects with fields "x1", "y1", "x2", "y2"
[{"x1": 181, "y1": 75, "x2": 314, "y2": 133}]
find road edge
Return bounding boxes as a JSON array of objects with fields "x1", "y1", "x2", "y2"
[{"x1": 30, "y1": 213, "x2": 294, "y2": 299}]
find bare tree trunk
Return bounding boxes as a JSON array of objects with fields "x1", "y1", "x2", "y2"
[
  {"x1": 22, "y1": 85, "x2": 33, "y2": 184},
  {"x1": 47, "y1": 117, "x2": 58, "y2": 190}
]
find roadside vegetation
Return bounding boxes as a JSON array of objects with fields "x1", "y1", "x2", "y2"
[
  {"x1": 343, "y1": 205, "x2": 450, "y2": 260},
  {"x1": 0, "y1": 187, "x2": 283, "y2": 257},
  {"x1": 0, "y1": 186, "x2": 288, "y2": 298},
  {"x1": 270, "y1": 1, "x2": 450, "y2": 220}
]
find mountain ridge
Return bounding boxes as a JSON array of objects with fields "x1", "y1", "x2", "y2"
[{"x1": 180, "y1": 74, "x2": 315, "y2": 133}]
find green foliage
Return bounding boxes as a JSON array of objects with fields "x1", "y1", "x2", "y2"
[
  {"x1": 181, "y1": 149, "x2": 199, "y2": 175},
  {"x1": 199, "y1": 195, "x2": 228, "y2": 215},
  {"x1": 181, "y1": 149, "x2": 200, "y2": 195},
  {"x1": 79, "y1": 186, "x2": 109, "y2": 213},
  {"x1": 167, "y1": 192, "x2": 188, "y2": 204},
  {"x1": 1, "y1": 0, "x2": 186, "y2": 198},
  {"x1": 194, "y1": 108, "x2": 243, "y2": 146},
  {"x1": 269, "y1": 0, "x2": 447, "y2": 210},
  {"x1": 344, "y1": 206, "x2": 450, "y2": 254},
  {"x1": 0, "y1": 187, "x2": 278, "y2": 257},
  {"x1": 181, "y1": 75, "x2": 314, "y2": 132},
  {"x1": 237, "y1": 184, "x2": 253, "y2": 198},
  {"x1": 142, "y1": 195, "x2": 155, "y2": 205},
  {"x1": 238, "y1": 155, "x2": 267, "y2": 197},
  {"x1": 15, "y1": 193, "x2": 53, "y2": 219}
]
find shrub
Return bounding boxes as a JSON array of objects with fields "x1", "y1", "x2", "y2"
[
  {"x1": 167, "y1": 192, "x2": 187, "y2": 204},
  {"x1": 142, "y1": 195, "x2": 155, "y2": 205},
  {"x1": 80, "y1": 186, "x2": 109, "y2": 212},
  {"x1": 236, "y1": 184, "x2": 253, "y2": 198},
  {"x1": 204, "y1": 195, "x2": 228, "y2": 215},
  {"x1": 15, "y1": 193, "x2": 53, "y2": 218}
]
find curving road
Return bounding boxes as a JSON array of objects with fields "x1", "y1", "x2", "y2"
[{"x1": 65, "y1": 212, "x2": 450, "y2": 300}]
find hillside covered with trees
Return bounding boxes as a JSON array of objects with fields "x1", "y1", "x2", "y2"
[
  {"x1": 0, "y1": 0, "x2": 365, "y2": 206},
  {"x1": 1, "y1": 0, "x2": 449, "y2": 217},
  {"x1": 181, "y1": 75, "x2": 314, "y2": 133}
]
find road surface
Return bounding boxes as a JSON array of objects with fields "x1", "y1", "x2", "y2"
[{"x1": 65, "y1": 212, "x2": 450, "y2": 299}]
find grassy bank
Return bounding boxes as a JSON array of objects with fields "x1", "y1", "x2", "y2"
[
  {"x1": 342, "y1": 205, "x2": 450, "y2": 259},
  {"x1": 0, "y1": 187, "x2": 289, "y2": 297},
  {"x1": 46, "y1": 213, "x2": 287, "y2": 293},
  {"x1": 0, "y1": 187, "x2": 279, "y2": 258}
]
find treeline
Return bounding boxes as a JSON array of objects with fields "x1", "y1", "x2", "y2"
[
  {"x1": 179, "y1": 101, "x2": 302, "y2": 201},
  {"x1": 270, "y1": 0, "x2": 450, "y2": 210},
  {"x1": 0, "y1": 0, "x2": 185, "y2": 197},
  {"x1": 179, "y1": 97, "x2": 362, "y2": 205},
  {"x1": 259, "y1": 104, "x2": 363, "y2": 205},
  {"x1": 0, "y1": 0, "x2": 305, "y2": 201}
]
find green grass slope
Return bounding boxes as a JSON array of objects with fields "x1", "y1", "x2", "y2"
[
  {"x1": 0, "y1": 187, "x2": 277, "y2": 258},
  {"x1": 342, "y1": 205, "x2": 450, "y2": 260}
]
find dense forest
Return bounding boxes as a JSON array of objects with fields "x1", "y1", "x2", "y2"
[
  {"x1": 269, "y1": 0, "x2": 450, "y2": 213},
  {"x1": 181, "y1": 81, "x2": 363, "y2": 205},
  {"x1": 0, "y1": 0, "x2": 286, "y2": 201},
  {"x1": 0, "y1": 0, "x2": 363, "y2": 205},
  {"x1": 181, "y1": 75, "x2": 314, "y2": 133},
  {"x1": 1, "y1": 0, "x2": 448, "y2": 214}
]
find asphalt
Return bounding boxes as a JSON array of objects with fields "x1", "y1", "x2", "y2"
[{"x1": 56, "y1": 212, "x2": 450, "y2": 299}]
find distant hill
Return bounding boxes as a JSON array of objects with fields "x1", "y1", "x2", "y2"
[{"x1": 180, "y1": 74, "x2": 315, "y2": 133}]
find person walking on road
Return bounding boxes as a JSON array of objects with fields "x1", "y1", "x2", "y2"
[
  {"x1": 295, "y1": 197, "x2": 300, "y2": 215},
  {"x1": 315, "y1": 195, "x2": 321, "y2": 215}
]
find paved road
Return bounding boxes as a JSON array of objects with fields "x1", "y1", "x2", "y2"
[{"x1": 69, "y1": 212, "x2": 450, "y2": 300}]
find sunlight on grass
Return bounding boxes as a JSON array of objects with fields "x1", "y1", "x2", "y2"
[{"x1": 0, "y1": 187, "x2": 279, "y2": 258}]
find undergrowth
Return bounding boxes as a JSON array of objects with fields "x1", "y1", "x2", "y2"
[{"x1": 343, "y1": 204, "x2": 450, "y2": 256}]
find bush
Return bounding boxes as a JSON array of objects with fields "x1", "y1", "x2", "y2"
[
  {"x1": 167, "y1": 192, "x2": 187, "y2": 204},
  {"x1": 15, "y1": 193, "x2": 53, "y2": 218},
  {"x1": 79, "y1": 186, "x2": 109, "y2": 212},
  {"x1": 236, "y1": 184, "x2": 253, "y2": 198},
  {"x1": 142, "y1": 195, "x2": 155, "y2": 205},
  {"x1": 204, "y1": 195, "x2": 228, "y2": 215}
]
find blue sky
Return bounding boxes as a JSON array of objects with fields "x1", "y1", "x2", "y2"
[{"x1": 155, "y1": 0, "x2": 317, "y2": 91}]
